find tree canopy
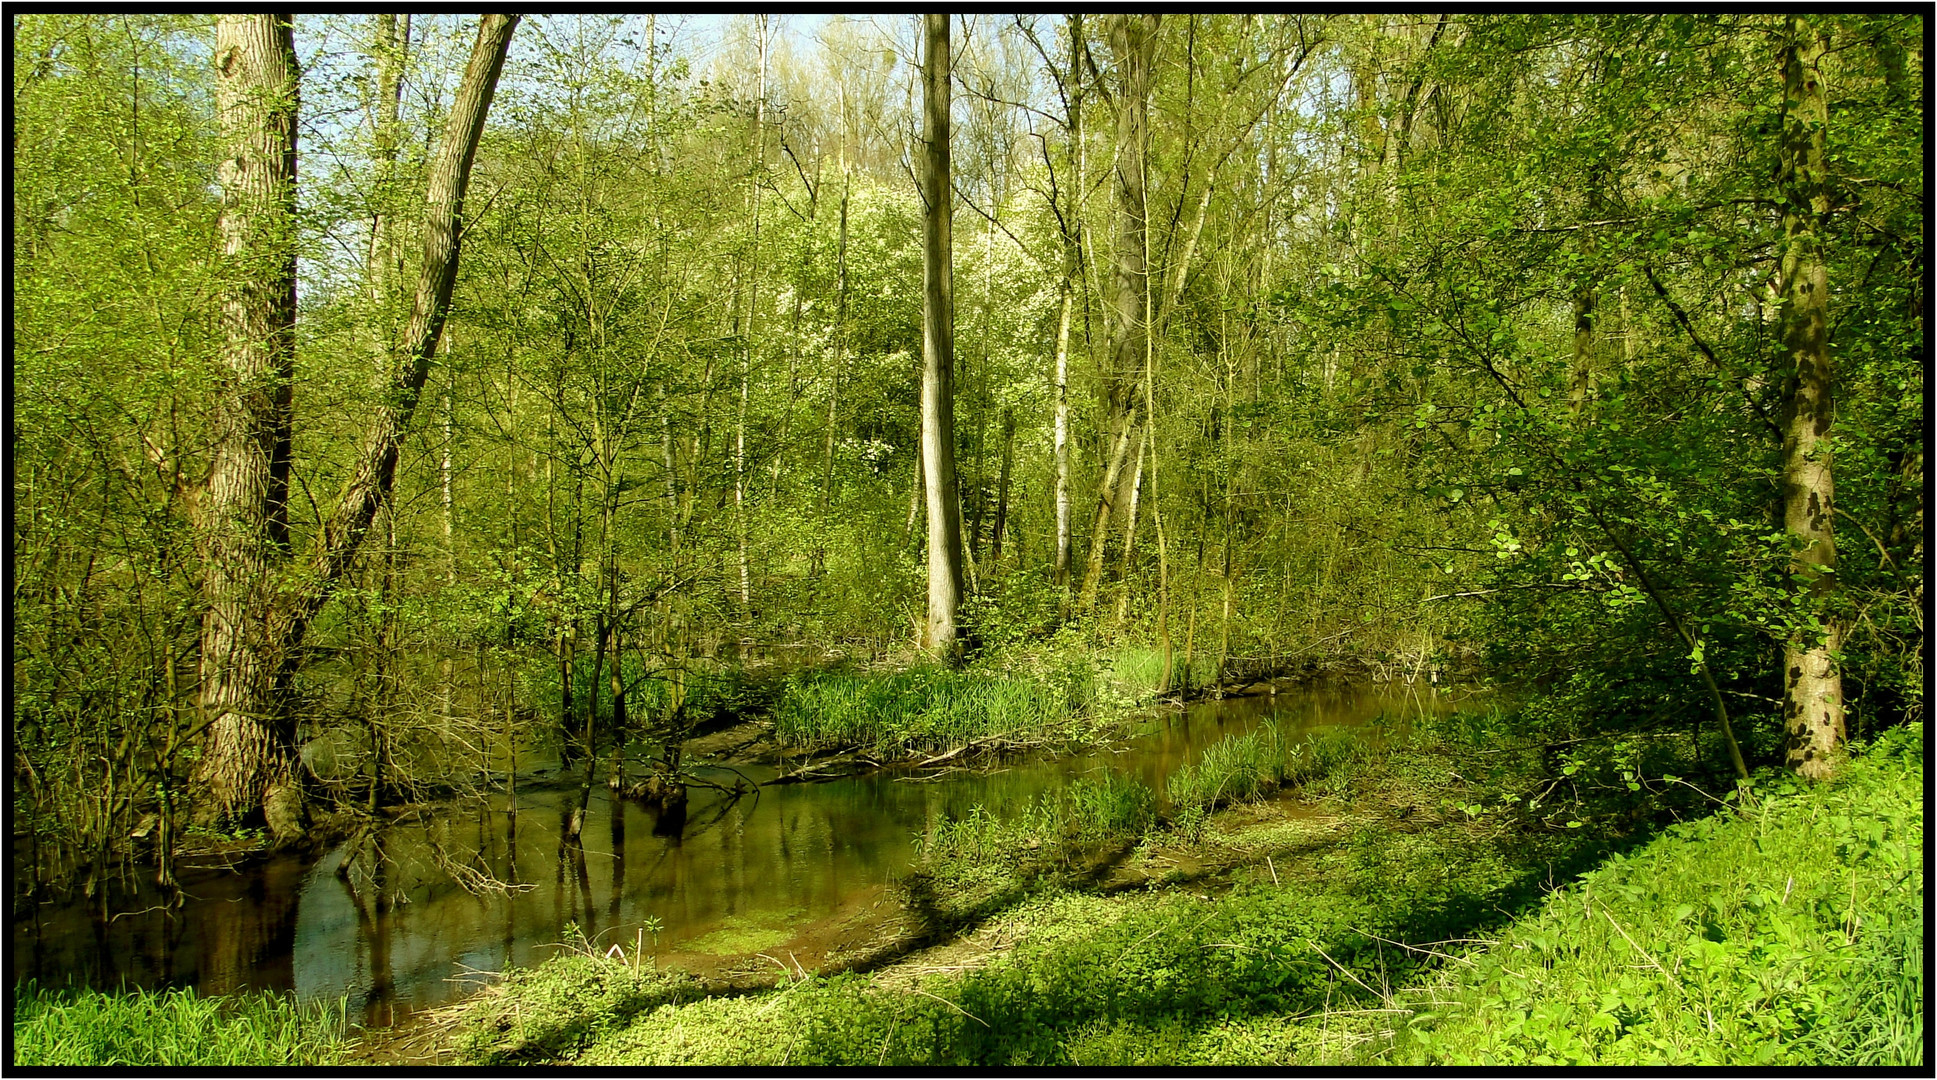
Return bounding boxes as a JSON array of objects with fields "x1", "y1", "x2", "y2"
[{"x1": 10, "y1": 13, "x2": 1923, "y2": 871}]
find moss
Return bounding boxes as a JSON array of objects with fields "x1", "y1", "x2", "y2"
[{"x1": 683, "y1": 913, "x2": 799, "y2": 957}]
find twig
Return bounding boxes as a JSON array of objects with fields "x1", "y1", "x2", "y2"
[
  {"x1": 1354, "y1": 930, "x2": 1486, "y2": 968},
  {"x1": 907, "y1": 986, "x2": 989, "y2": 1027},
  {"x1": 1598, "y1": 904, "x2": 1679, "y2": 988},
  {"x1": 1307, "y1": 937, "x2": 1383, "y2": 1000}
]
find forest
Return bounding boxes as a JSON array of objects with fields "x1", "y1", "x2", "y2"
[{"x1": 9, "y1": 12, "x2": 1925, "y2": 1068}]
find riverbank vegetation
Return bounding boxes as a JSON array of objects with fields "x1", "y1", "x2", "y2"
[{"x1": 441, "y1": 715, "x2": 1920, "y2": 1068}]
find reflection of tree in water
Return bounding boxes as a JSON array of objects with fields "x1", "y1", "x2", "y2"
[
  {"x1": 606, "y1": 795, "x2": 627, "y2": 927},
  {"x1": 11, "y1": 850, "x2": 317, "y2": 1001},
  {"x1": 651, "y1": 797, "x2": 688, "y2": 840},
  {"x1": 336, "y1": 831, "x2": 396, "y2": 1027},
  {"x1": 195, "y1": 857, "x2": 303, "y2": 996},
  {"x1": 558, "y1": 804, "x2": 596, "y2": 940}
]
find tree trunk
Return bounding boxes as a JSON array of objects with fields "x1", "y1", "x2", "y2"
[
  {"x1": 1078, "y1": 410, "x2": 1138, "y2": 614},
  {"x1": 1053, "y1": 285, "x2": 1073, "y2": 590},
  {"x1": 821, "y1": 102, "x2": 851, "y2": 520},
  {"x1": 1568, "y1": 280, "x2": 1595, "y2": 418},
  {"x1": 1776, "y1": 18, "x2": 1843, "y2": 780},
  {"x1": 735, "y1": 16, "x2": 768, "y2": 619},
  {"x1": 1113, "y1": 429, "x2": 1148, "y2": 625},
  {"x1": 366, "y1": 12, "x2": 411, "y2": 813},
  {"x1": 1143, "y1": 214, "x2": 1171, "y2": 690},
  {"x1": 1080, "y1": 14, "x2": 1160, "y2": 617},
  {"x1": 920, "y1": 12, "x2": 965, "y2": 663},
  {"x1": 193, "y1": 14, "x2": 519, "y2": 835},
  {"x1": 1568, "y1": 190, "x2": 1600, "y2": 420},
  {"x1": 193, "y1": 14, "x2": 301, "y2": 836},
  {"x1": 1052, "y1": 15, "x2": 1084, "y2": 596},
  {"x1": 365, "y1": 13, "x2": 408, "y2": 343},
  {"x1": 991, "y1": 407, "x2": 1014, "y2": 562}
]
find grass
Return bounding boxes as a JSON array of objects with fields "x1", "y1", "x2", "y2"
[
  {"x1": 773, "y1": 664, "x2": 1087, "y2": 759},
  {"x1": 1387, "y1": 721, "x2": 1924, "y2": 1067},
  {"x1": 911, "y1": 771, "x2": 1159, "y2": 869},
  {"x1": 1165, "y1": 721, "x2": 1367, "y2": 813},
  {"x1": 770, "y1": 643, "x2": 1200, "y2": 762},
  {"x1": 11, "y1": 983, "x2": 347, "y2": 1068},
  {"x1": 1105, "y1": 647, "x2": 1174, "y2": 699}
]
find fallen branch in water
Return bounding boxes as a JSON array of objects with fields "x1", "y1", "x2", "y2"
[{"x1": 765, "y1": 754, "x2": 881, "y2": 785}]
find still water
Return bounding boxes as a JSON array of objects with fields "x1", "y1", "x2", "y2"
[{"x1": 10, "y1": 680, "x2": 1460, "y2": 1026}]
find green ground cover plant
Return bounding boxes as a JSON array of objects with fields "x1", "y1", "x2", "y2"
[
  {"x1": 454, "y1": 955, "x2": 702, "y2": 1065},
  {"x1": 1390, "y1": 722, "x2": 1924, "y2": 1067},
  {"x1": 11, "y1": 983, "x2": 347, "y2": 1068}
]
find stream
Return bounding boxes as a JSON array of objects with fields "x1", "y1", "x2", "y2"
[{"x1": 9, "y1": 678, "x2": 1466, "y2": 1027}]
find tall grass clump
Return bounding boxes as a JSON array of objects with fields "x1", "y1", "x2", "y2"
[
  {"x1": 1067, "y1": 771, "x2": 1159, "y2": 840},
  {"x1": 1165, "y1": 722, "x2": 1367, "y2": 813},
  {"x1": 12, "y1": 983, "x2": 346, "y2": 1068},
  {"x1": 1104, "y1": 647, "x2": 1170, "y2": 701},
  {"x1": 1393, "y1": 722, "x2": 1925, "y2": 1067},
  {"x1": 773, "y1": 665, "x2": 1080, "y2": 758},
  {"x1": 912, "y1": 773, "x2": 1158, "y2": 869}
]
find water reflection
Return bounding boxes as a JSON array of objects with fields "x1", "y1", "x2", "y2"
[{"x1": 10, "y1": 679, "x2": 1464, "y2": 1024}]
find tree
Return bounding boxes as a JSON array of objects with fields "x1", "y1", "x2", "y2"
[
  {"x1": 1775, "y1": 16, "x2": 1842, "y2": 779},
  {"x1": 920, "y1": 12, "x2": 965, "y2": 661},
  {"x1": 191, "y1": 13, "x2": 519, "y2": 836},
  {"x1": 192, "y1": 13, "x2": 302, "y2": 835},
  {"x1": 1078, "y1": 13, "x2": 1159, "y2": 615}
]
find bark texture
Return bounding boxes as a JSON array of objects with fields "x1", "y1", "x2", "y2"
[
  {"x1": 920, "y1": 12, "x2": 965, "y2": 662},
  {"x1": 194, "y1": 14, "x2": 301, "y2": 835},
  {"x1": 1776, "y1": 18, "x2": 1843, "y2": 780}
]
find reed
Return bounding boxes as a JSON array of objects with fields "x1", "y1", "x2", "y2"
[{"x1": 772, "y1": 665, "x2": 1079, "y2": 759}]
